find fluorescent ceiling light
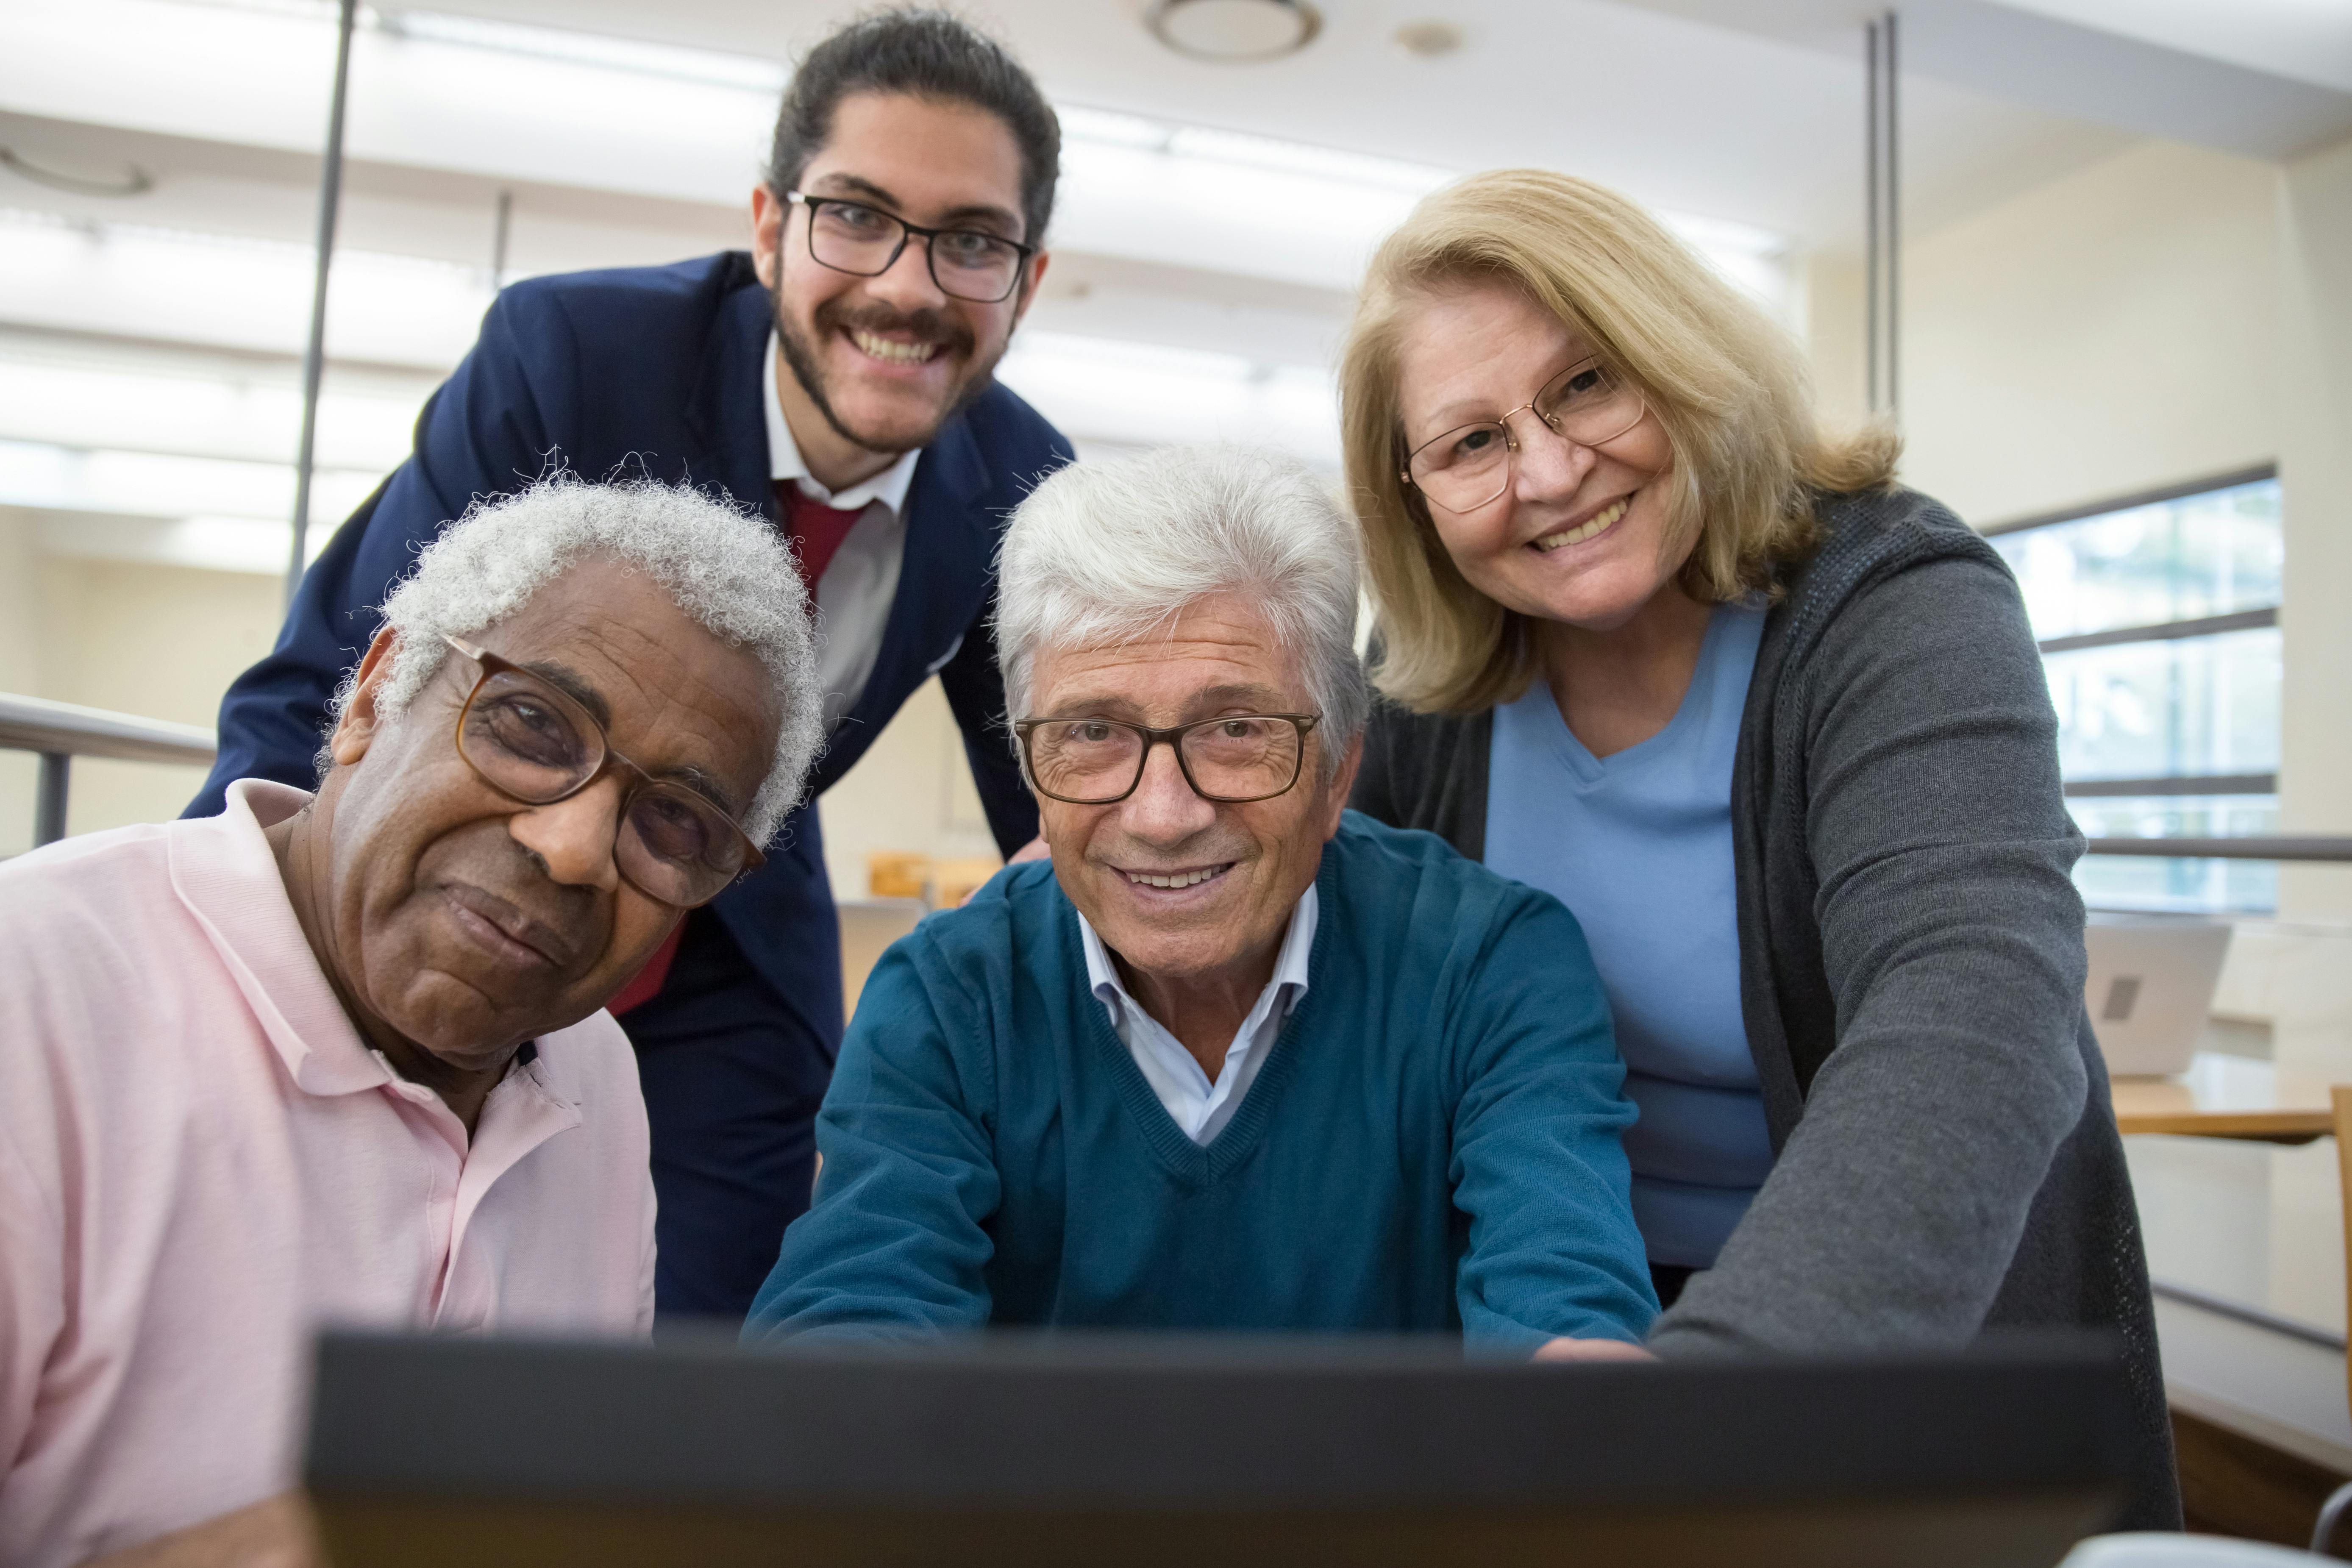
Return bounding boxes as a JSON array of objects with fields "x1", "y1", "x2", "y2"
[
  {"x1": 178, "y1": 0, "x2": 381, "y2": 20},
  {"x1": 99, "y1": 0, "x2": 1790, "y2": 312},
  {"x1": 1661, "y1": 211, "x2": 1787, "y2": 260},
  {"x1": 1010, "y1": 330, "x2": 1257, "y2": 383},
  {"x1": 0, "y1": 207, "x2": 492, "y2": 368},
  {"x1": 163, "y1": 0, "x2": 1779, "y2": 258},
  {"x1": 1054, "y1": 106, "x2": 1173, "y2": 152},
  {"x1": 0, "y1": 437, "x2": 383, "y2": 535},
  {"x1": 998, "y1": 333, "x2": 1339, "y2": 468},
  {"x1": 381, "y1": 10, "x2": 790, "y2": 92},
  {"x1": 174, "y1": 0, "x2": 790, "y2": 91},
  {"x1": 1162, "y1": 127, "x2": 1451, "y2": 195},
  {"x1": 0, "y1": 354, "x2": 420, "y2": 471},
  {"x1": 34, "y1": 510, "x2": 327, "y2": 576}
]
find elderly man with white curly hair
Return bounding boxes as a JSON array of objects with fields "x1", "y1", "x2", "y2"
[
  {"x1": 749, "y1": 445, "x2": 1657, "y2": 1353},
  {"x1": 0, "y1": 478, "x2": 820, "y2": 1568}
]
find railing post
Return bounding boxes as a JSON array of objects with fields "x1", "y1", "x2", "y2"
[{"x1": 34, "y1": 751, "x2": 69, "y2": 847}]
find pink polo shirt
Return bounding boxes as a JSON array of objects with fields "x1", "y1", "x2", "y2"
[{"x1": 0, "y1": 781, "x2": 656, "y2": 1568}]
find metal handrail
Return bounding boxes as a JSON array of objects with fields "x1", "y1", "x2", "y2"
[
  {"x1": 2086, "y1": 836, "x2": 2352, "y2": 862},
  {"x1": 0, "y1": 692, "x2": 216, "y2": 848},
  {"x1": 8, "y1": 686, "x2": 2349, "y2": 867}
]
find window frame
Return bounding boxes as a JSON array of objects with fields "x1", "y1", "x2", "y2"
[{"x1": 1985, "y1": 464, "x2": 2283, "y2": 913}]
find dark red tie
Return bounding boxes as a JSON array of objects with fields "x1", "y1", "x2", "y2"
[{"x1": 778, "y1": 481, "x2": 865, "y2": 591}]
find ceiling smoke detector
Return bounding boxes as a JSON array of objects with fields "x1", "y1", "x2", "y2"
[
  {"x1": 1392, "y1": 20, "x2": 1464, "y2": 58},
  {"x1": 1145, "y1": 0, "x2": 1322, "y2": 62}
]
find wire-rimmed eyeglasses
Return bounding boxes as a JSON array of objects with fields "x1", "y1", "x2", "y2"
[
  {"x1": 445, "y1": 635, "x2": 765, "y2": 908},
  {"x1": 1014, "y1": 714, "x2": 1322, "y2": 805},
  {"x1": 784, "y1": 189, "x2": 1036, "y2": 304},
  {"x1": 1401, "y1": 357, "x2": 1647, "y2": 514}
]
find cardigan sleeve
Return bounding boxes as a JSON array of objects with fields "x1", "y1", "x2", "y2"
[
  {"x1": 742, "y1": 940, "x2": 1001, "y2": 1341},
  {"x1": 1448, "y1": 890, "x2": 1659, "y2": 1352},
  {"x1": 1649, "y1": 545, "x2": 2091, "y2": 1357},
  {"x1": 1348, "y1": 701, "x2": 1492, "y2": 863}
]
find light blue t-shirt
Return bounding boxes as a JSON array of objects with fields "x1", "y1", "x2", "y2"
[{"x1": 1485, "y1": 601, "x2": 1774, "y2": 1269}]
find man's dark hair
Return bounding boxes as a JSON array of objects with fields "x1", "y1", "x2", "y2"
[{"x1": 767, "y1": 9, "x2": 1061, "y2": 248}]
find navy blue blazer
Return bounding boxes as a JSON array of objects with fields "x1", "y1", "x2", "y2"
[{"x1": 191, "y1": 250, "x2": 1068, "y2": 1048}]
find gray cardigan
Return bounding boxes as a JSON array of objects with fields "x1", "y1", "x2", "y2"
[{"x1": 1352, "y1": 486, "x2": 2177, "y2": 1529}]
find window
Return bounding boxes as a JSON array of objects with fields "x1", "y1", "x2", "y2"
[{"x1": 1987, "y1": 469, "x2": 2283, "y2": 913}]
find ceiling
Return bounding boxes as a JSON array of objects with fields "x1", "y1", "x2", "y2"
[
  {"x1": 1638, "y1": 0, "x2": 2352, "y2": 161},
  {"x1": 323, "y1": 0, "x2": 2149, "y2": 251},
  {"x1": 0, "y1": 0, "x2": 2343, "y2": 571}
]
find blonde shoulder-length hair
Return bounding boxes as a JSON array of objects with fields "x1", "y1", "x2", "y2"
[{"x1": 1340, "y1": 168, "x2": 1899, "y2": 715}]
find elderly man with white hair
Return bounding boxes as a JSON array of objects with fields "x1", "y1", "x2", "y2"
[
  {"x1": 0, "y1": 478, "x2": 819, "y2": 1568},
  {"x1": 749, "y1": 445, "x2": 1656, "y2": 1352}
]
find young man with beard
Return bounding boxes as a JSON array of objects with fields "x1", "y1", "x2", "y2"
[{"x1": 190, "y1": 9, "x2": 1070, "y2": 1321}]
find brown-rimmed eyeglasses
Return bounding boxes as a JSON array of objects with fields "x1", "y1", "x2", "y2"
[
  {"x1": 1014, "y1": 714, "x2": 1322, "y2": 806},
  {"x1": 445, "y1": 635, "x2": 765, "y2": 908},
  {"x1": 1401, "y1": 356, "x2": 1647, "y2": 514},
  {"x1": 784, "y1": 189, "x2": 1036, "y2": 304}
]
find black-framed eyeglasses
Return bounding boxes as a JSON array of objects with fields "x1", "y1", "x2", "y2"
[
  {"x1": 444, "y1": 635, "x2": 766, "y2": 908},
  {"x1": 1014, "y1": 714, "x2": 1323, "y2": 806},
  {"x1": 1401, "y1": 356, "x2": 1648, "y2": 514},
  {"x1": 784, "y1": 189, "x2": 1036, "y2": 304}
]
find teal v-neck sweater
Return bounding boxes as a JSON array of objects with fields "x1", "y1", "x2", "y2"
[{"x1": 748, "y1": 812, "x2": 1657, "y2": 1354}]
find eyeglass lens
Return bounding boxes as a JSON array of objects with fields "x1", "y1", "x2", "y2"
[
  {"x1": 806, "y1": 200, "x2": 1024, "y2": 303},
  {"x1": 457, "y1": 669, "x2": 748, "y2": 904},
  {"x1": 1025, "y1": 717, "x2": 1307, "y2": 804},
  {"x1": 1406, "y1": 359, "x2": 1645, "y2": 513}
]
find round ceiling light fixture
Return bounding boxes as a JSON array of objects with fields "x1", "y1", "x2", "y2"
[{"x1": 1145, "y1": 0, "x2": 1322, "y2": 62}]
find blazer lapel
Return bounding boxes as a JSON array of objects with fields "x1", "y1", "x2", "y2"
[{"x1": 684, "y1": 269, "x2": 783, "y2": 525}]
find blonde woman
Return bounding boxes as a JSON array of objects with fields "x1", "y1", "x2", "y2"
[{"x1": 1341, "y1": 170, "x2": 2174, "y2": 1527}]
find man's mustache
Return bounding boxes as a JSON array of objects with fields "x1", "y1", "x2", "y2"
[{"x1": 814, "y1": 298, "x2": 976, "y2": 357}]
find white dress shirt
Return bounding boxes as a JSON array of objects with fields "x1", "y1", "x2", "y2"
[
  {"x1": 1077, "y1": 886, "x2": 1319, "y2": 1145},
  {"x1": 763, "y1": 331, "x2": 923, "y2": 728}
]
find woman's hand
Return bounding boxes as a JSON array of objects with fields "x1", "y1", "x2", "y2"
[{"x1": 1532, "y1": 1336, "x2": 1656, "y2": 1364}]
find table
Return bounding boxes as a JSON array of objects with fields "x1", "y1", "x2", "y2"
[{"x1": 2110, "y1": 1053, "x2": 2338, "y2": 1144}]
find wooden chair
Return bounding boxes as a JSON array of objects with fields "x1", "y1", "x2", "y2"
[
  {"x1": 2119, "y1": 1073, "x2": 2349, "y2": 1553},
  {"x1": 2312, "y1": 1087, "x2": 2352, "y2": 1557}
]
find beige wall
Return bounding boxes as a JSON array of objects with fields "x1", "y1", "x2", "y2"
[
  {"x1": 1801, "y1": 252, "x2": 1869, "y2": 439},
  {"x1": 0, "y1": 508, "x2": 45, "y2": 856},
  {"x1": 1890, "y1": 140, "x2": 2282, "y2": 529},
  {"x1": 815, "y1": 676, "x2": 1006, "y2": 901},
  {"x1": 1814, "y1": 137, "x2": 2352, "y2": 919},
  {"x1": 2275, "y1": 137, "x2": 2352, "y2": 918},
  {"x1": 44, "y1": 553, "x2": 281, "y2": 837},
  {"x1": 0, "y1": 506, "x2": 280, "y2": 856}
]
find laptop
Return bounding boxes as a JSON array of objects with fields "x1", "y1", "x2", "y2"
[
  {"x1": 305, "y1": 1330, "x2": 2136, "y2": 1568},
  {"x1": 2083, "y1": 913, "x2": 2233, "y2": 1077}
]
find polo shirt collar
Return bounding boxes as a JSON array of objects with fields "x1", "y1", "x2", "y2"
[
  {"x1": 167, "y1": 778, "x2": 392, "y2": 1098},
  {"x1": 763, "y1": 330, "x2": 921, "y2": 515},
  {"x1": 1079, "y1": 883, "x2": 1319, "y2": 1029}
]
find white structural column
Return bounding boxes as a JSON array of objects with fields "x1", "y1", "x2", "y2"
[
  {"x1": 2275, "y1": 139, "x2": 2352, "y2": 921},
  {"x1": 1864, "y1": 11, "x2": 1900, "y2": 420}
]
